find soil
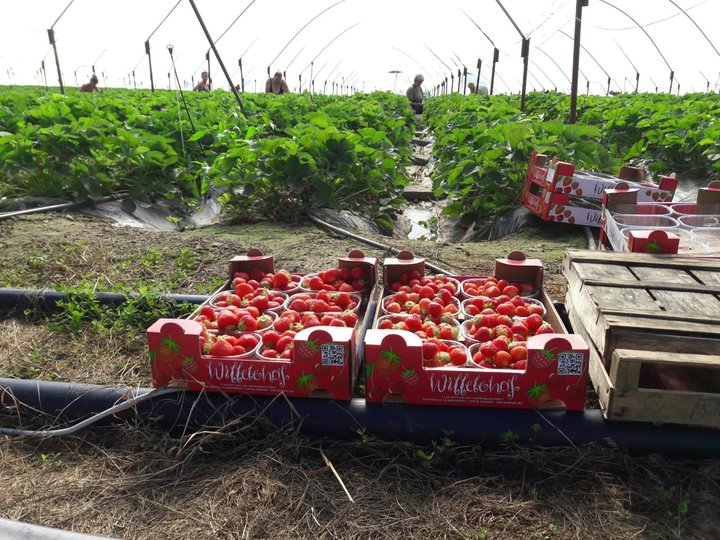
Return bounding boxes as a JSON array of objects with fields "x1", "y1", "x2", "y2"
[{"x1": 1, "y1": 212, "x2": 718, "y2": 540}]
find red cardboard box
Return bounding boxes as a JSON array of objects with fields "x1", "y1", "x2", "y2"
[
  {"x1": 628, "y1": 230, "x2": 680, "y2": 254},
  {"x1": 147, "y1": 248, "x2": 380, "y2": 399},
  {"x1": 364, "y1": 325, "x2": 589, "y2": 410},
  {"x1": 148, "y1": 319, "x2": 360, "y2": 398}
]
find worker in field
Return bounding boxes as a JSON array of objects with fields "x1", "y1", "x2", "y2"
[
  {"x1": 193, "y1": 71, "x2": 210, "y2": 91},
  {"x1": 79, "y1": 75, "x2": 101, "y2": 93},
  {"x1": 406, "y1": 74, "x2": 424, "y2": 113},
  {"x1": 467, "y1": 82, "x2": 489, "y2": 95},
  {"x1": 265, "y1": 71, "x2": 290, "y2": 94}
]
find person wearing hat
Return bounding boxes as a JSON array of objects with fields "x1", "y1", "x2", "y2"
[
  {"x1": 80, "y1": 75, "x2": 101, "y2": 93},
  {"x1": 265, "y1": 71, "x2": 290, "y2": 94},
  {"x1": 406, "y1": 74, "x2": 424, "y2": 113}
]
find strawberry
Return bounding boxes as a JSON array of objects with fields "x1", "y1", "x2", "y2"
[
  {"x1": 272, "y1": 270, "x2": 291, "y2": 289},
  {"x1": 216, "y1": 310, "x2": 239, "y2": 331},
  {"x1": 208, "y1": 338, "x2": 235, "y2": 356},
  {"x1": 449, "y1": 347, "x2": 468, "y2": 366},
  {"x1": 200, "y1": 305, "x2": 216, "y2": 320},
  {"x1": 422, "y1": 341, "x2": 439, "y2": 359}
]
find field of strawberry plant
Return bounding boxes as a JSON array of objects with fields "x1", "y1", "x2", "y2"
[
  {"x1": 0, "y1": 87, "x2": 413, "y2": 232},
  {"x1": 424, "y1": 91, "x2": 720, "y2": 227},
  {"x1": 2, "y1": 86, "x2": 719, "y2": 233}
]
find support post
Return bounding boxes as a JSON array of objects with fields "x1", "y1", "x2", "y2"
[
  {"x1": 635, "y1": 71, "x2": 639, "y2": 93},
  {"x1": 475, "y1": 58, "x2": 481, "y2": 93},
  {"x1": 47, "y1": 29, "x2": 64, "y2": 94},
  {"x1": 188, "y1": 0, "x2": 243, "y2": 109},
  {"x1": 520, "y1": 38, "x2": 530, "y2": 111},
  {"x1": 145, "y1": 40, "x2": 155, "y2": 91},
  {"x1": 568, "y1": 0, "x2": 588, "y2": 123},
  {"x1": 239, "y1": 58, "x2": 244, "y2": 92},
  {"x1": 490, "y1": 48, "x2": 499, "y2": 95},
  {"x1": 669, "y1": 70, "x2": 674, "y2": 93}
]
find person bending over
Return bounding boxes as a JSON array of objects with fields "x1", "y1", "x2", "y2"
[
  {"x1": 265, "y1": 71, "x2": 290, "y2": 94},
  {"x1": 80, "y1": 75, "x2": 101, "y2": 93}
]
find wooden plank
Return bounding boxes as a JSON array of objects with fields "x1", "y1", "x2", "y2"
[
  {"x1": 566, "y1": 296, "x2": 614, "y2": 416},
  {"x1": 652, "y1": 290, "x2": 720, "y2": 316},
  {"x1": 582, "y1": 279, "x2": 720, "y2": 295},
  {"x1": 602, "y1": 318, "x2": 720, "y2": 357},
  {"x1": 631, "y1": 265, "x2": 698, "y2": 284},
  {"x1": 572, "y1": 262, "x2": 637, "y2": 283},
  {"x1": 586, "y1": 285, "x2": 660, "y2": 312},
  {"x1": 600, "y1": 308, "x2": 720, "y2": 326},
  {"x1": 565, "y1": 288, "x2": 610, "y2": 361},
  {"x1": 607, "y1": 388, "x2": 720, "y2": 428},
  {"x1": 613, "y1": 348, "x2": 720, "y2": 368},
  {"x1": 609, "y1": 353, "x2": 641, "y2": 388},
  {"x1": 690, "y1": 269, "x2": 720, "y2": 286},
  {"x1": 566, "y1": 250, "x2": 720, "y2": 271}
]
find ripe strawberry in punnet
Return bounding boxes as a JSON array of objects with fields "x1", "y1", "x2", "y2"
[{"x1": 216, "y1": 309, "x2": 240, "y2": 331}]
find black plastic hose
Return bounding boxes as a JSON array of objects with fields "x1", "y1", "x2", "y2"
[
  {"x1": 0, "y1": 195, "x2": 119, "y2": 221},
  {"x1": 0, "y1": 288, "x2": 207, "y2": 310},
  {"x1": 1, "y1": 378, "x2": 718, "y2": 456}
]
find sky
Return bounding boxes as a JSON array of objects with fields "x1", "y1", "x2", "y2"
[{"x1": 1, "y1": 0, "x2": 719, "y2": 95}]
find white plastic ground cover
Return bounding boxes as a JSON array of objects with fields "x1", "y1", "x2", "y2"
[{"x1": 0, "y1": 518, "x2": 119, "y2": 540}]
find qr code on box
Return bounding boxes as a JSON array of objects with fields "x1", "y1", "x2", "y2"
[
  {"x1": 557, "y1": 352, "x2": 584, "y2": 376},
  {"x1": 321, "y1": 344, "x2": 345, "y2": 366}
]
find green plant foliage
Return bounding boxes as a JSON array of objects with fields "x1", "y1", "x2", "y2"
[
  {"x1": 0, "y1": 87, "x2": 413, "y2": 230},
  {"x1": 423, "y1": 91, "x2": 720, "y2": 228}
]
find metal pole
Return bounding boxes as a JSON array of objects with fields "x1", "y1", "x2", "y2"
[
  {"x1": 568, "y1": 0, "x2": 588, "y2": 124},
  {"x1": 145, "y1": 40, "x2": 155, "y2": 91},
  {"x1": 490, "y1": 48, "x2": 498, "y2": 94},
  {"x1": 41, "y1": 60, "x2": 48, "y2": 91},
  {"x1": 520, "y1": 38, "x2": 529, "y2": 111},
  {"x1": 635, "y1": 71, "x2": 639, "y2": 92},
  {"x1": 309, "y1": 62, "x2": 313, "y2": 93},
  {"x1": 47, "y1": 29, "x2": 64, "y2": 94},
  {"x1": 239, "y1": 58, "x2": 244, "y2": 92},
  {"x1": 669, "y1": 70, "x2": 674, "y2": 93},
  {"x1": 188, "y1": 0, "x2": 243, "y2": 109},
  {"x1": 607, "y1": 76, "x2": 611, "y2": 95},
  {"x1": 450, "y1": 73, "x2": 454, "y2": 93},
  {"x1": 475, "y1": 58, "x2": 481, "y2": 91},
  {"x1": 206, "y1": 50, "x2": 211, "y2": 90}
]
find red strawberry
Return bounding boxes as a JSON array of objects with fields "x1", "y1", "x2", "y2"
[
  {"x1": 422, "y1": 341, "x2": 439, "y2": 359},
  {"x1": 208, "y1": 338, "x2": 235, "y2": 356},
  {"x1": 200, "y1": 305, "x2": 216, "y2": 320},
  {"x1": 216, "y1": 310, "x2": 239, "y2": 330}
]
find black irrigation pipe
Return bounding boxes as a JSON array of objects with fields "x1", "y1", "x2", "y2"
[
  {"x1": 306, "y1": 213, "x2": 453, "y2": 275},
  {"x1": 1, "y1": 378, "x2": 719, "y2": 456},
  {"x1": 0, "y1": 288, "x2": 207, "y2": 310},
  {"x1": 0, "y1": 195, "x2": 119, "y2": 221}
]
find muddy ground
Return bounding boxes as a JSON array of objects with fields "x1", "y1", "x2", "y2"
[{"x1": 0, "y1": 212, "x2": 718, "y2": 540}]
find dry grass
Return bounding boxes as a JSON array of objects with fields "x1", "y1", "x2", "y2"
[
  {"x1": 1, "y1": 410, "x2": 718, "y2": 539},
  {"x1": 1, "y1": 213, "x2": 716, "y2": 539}
]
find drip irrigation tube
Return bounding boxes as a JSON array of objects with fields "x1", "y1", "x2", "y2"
[
  {"x1": 0, "y1": 195, "x2": 119, "y2": 221},
  {"x1": 0, "y1": 288, "x2": 207, "y2": 310},
  {"x1": 1, "y1": 378, "x2": 718, "y2": 456},
  {"x1": 307, "y1": 213, "x2": 452, "y2": 275}
]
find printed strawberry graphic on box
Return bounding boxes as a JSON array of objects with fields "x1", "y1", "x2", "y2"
[
  {"x1": 525, "y1": 383, "x2": 551, "y2": 408},
  {"x1": 295, "y1": 338, "x2": 320, "y2": 360},
  {"x1": 295, "y1": 373, "x2": 318, "y2": 396},
  {"x1": 401, "y1": 369, "x2": 419, "y2": 386},
  {"x1": 376, "y1": 348, "x2": 402, "y2": 376}
]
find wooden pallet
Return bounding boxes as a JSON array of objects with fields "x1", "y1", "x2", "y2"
[{"x1": 563, "y1": 250, "x2": 720, "y2": 428}]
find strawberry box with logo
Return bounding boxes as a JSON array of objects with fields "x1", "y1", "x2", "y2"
[
  {"x1": 522, "y1": 151, "x2": 678, "y2": 227},
  {"x1": 364, "y1": 329, "x2": 589, "y2": 410},
  {"x1": 365, "y1": 251, "x2": 590, "y2": 409},
  {"x1": 147, "y1": 248, "x2": 379, "y2": 399},
  {"x1": 600, "y1": 181, "x2": 720, "y2": 254}
]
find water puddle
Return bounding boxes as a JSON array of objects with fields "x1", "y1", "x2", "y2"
[{"x1": 403, "y1": 205, "x2": 436, "y2": 240}]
